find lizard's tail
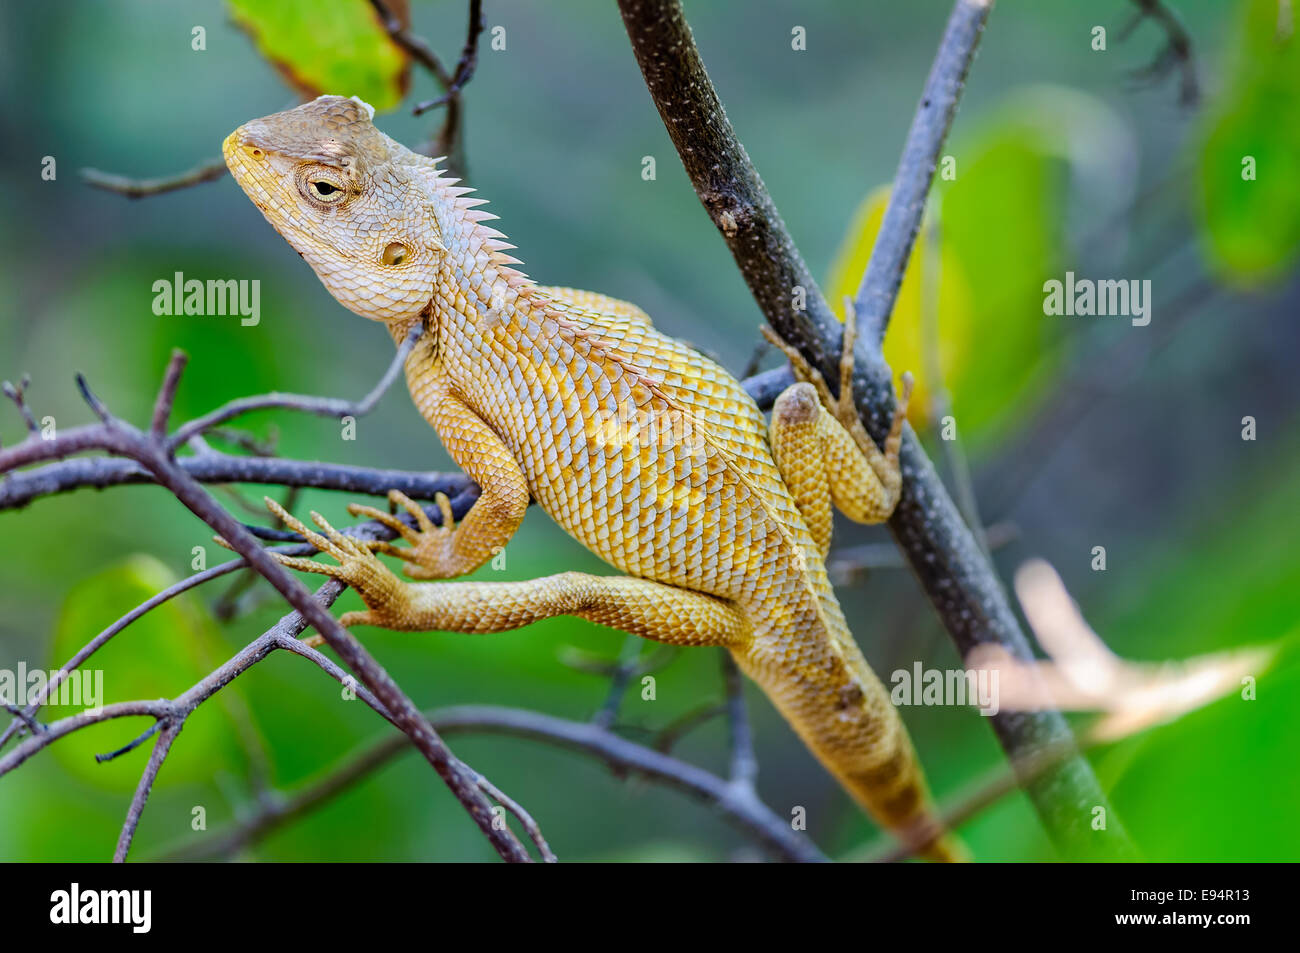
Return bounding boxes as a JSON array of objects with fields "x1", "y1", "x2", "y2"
[{"x1": 733, "y1": 643, "x2": 968, "y2": 862}]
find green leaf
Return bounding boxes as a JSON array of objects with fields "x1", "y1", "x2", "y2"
[
  {"x1": 1091, "y1": 434, "x2": 1300, "y2": 859},
  {"x1": 824, "y1": 186, "x2": 975, "y2": 430},
  {"x1": 227, "y1": 0, "x2": 411, "y2": 112},
  {"x1": 1196, "y1": 0, "x2": 1300, "y2": 284},
  {"x1": 828, "y1": 88, "x2": 1130, "y2": 444}
]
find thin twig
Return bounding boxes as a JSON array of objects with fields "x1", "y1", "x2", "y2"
[
  {"x1": 113, "y1": 722, "x2": 180, "y2": 862},
  {"x1": 0, "y1": 354, "x2": 533, "y2": 863},
  {"x1": 81, "y1": 158, "x2": 229, "y2": 198},
  {"x1": 474, "y1": 771, "x2": 558, "y2": 863},
  {"x1": 166, "y1": 324, "x2": 423, "y2": 451},
  {"x1": 853, "y1": 0, "x2": 992, "y2": 347},
  {"x1": 371, "y1": 0, "x2": 483, "y2": 175},
  {"x1": 369, "y1": 0, "x2": 451, "y2": 83},
  {"x1": 592, "y1": 635, "x2": 644, "y2": 729},
  {"x1": 96, "y1": 720, "x2": 164, "y2": 763},
  {"x1": 1, "y1": 376, "x2": 38, "y2": 435},
  {"x1": 1121, "y1": 0, "x2": 1198, "y2": 106},
  {"x1": 411, "y1": 0, "x2": 484, "y2": 116},
  {"x1": 159, "y1": 705, "x2": 827, "y2": 863},
  {"x1": 720, "y1": 653, "x2": 757, "y2": 791}
]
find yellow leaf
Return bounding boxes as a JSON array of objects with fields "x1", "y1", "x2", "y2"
[{"x1": 825, "y1": 186, "x2": 974, "y2": 427}]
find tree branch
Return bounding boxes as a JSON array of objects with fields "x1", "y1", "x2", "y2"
[
  {"x1": 81, "y1": 158, "x2": 229, "y2": 198},
  {"x1": 2, "y1": 350, "x2": 784, "y2": 514},
  {"x1": 618, "y1": 0, "x2": 1134, "y2": 859},
  {"x1": 853, "y1": 0, "x2": 992, "y2": 347},
  {"x1": 0, "y1": 353, "x2": 534, "y2": 862},
  {"x1": 1121, "y1": 0, "x2": 1198, "y2": 106},
  {"x1": 161, "y1": 705, "x2": 827, "y2": 863}
]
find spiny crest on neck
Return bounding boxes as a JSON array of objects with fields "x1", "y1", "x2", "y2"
[{"x1": 420, "y1": 157, "x2": 534, "y2": 305}]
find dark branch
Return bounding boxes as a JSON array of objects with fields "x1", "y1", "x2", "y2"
[
  {"x1": 619, "y1": 0, "x2": 1135, "y2": 859},
  {"x1": 617, "y1": 0, "x2": 844, "y2": 382},
  {"x1": 0, "y1": 354, "x2": 535, "y2": 863},
  {"x1": 0, "y1": 453, "x2": 474, "y2": 513},
  {"x1": 2, "y1": 356, "x2": 785, "y2": 514},
  {"x1": 411, "y1": 0, "x2": 484, "y2": 116},
  {"x1": 160, "y1": 705, "x2": 826, "y2": 863},
  {"x1": 1122, "y1": 0, "x2": 1198, "y2": 105},
  {"x1": 853, "y1": 0, "x2": 991, "y2": 347}
]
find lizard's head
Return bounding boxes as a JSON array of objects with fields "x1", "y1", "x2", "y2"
[{"x1": 223, "y1": 95, "x2": 443, "y2": 323}]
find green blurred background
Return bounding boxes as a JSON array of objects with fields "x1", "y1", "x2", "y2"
[{"x1": 1, "y1": 0, "x2": 1297, "y2": 862}]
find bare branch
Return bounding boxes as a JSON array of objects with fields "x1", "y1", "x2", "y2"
[
  {"x1": 720, "y1": 653, "x2": 757, "y2": 791},
  {"x1": 591, "y1": 635, "x2": 645, "y2": 729},
  {"x1": 161, "y1": 705, "x2": 827, "y2": 863},
  {"x1": 853, "y1": 0, "x2": 992, "y2": 347},
  {"x1": 1, "y1": 356, "x2": 784, "y2": 513},
  {"x1": 411, "y1": 0, "x2": 485, "y2": 116},
  {"x1": 1, "y1": 376, "x2": 38, "y2": 435},
  {"x1": 370, "y1": 0, "x2": 483, "y2": 176},
  {"x1": 150, "y1": 350, "x2": 188, "y2": 439},
  {"x1": 165, "y1": 324, "x2": 423, "y2": 451},
  {"x1": 0, "y1": 453, "x2": 474, "y2": 513},
  {"x1": 114, "y1": 722, "x2": 180, "y2": 862},
  {"x1": 619, "y1": 0, "x2": 1134, "y2": 859},
  {"x1": 81, "y1": 158, "x2": 228, "y2": 199},
  {"x1": 1121, "y1": 0, "x2": 1198, "y2": 105},
  {"x1": 473, "y1": 771, "x2": 558, "y2": 863},
  {"x1": 0, "y1": 356, "x2": 534, "y2": 862},
  {"x1": 617, "y1": 0, "x2": 844, "y2": 379}
]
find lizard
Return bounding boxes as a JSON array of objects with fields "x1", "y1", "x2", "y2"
[{"x1": 222, "y1": 95, "x2": 964, "y2": 862}]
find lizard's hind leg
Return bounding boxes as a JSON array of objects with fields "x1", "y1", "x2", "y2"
[
  {"x1": 258, "y1": 498, "x2": 748, "y2": 645},
  {"x1": 769, "y1": 377, "x2": 913, "y2": 556},
  {"x1": 764, "y1": 300, "x2": 913, "y2": 542}
]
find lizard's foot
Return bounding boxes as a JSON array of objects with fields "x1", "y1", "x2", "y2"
[
  {"x1": 256, "y1": 497, "x2": 415, "y2": 629},
  {"x1": 761, "y1": 298, "x2": 913, "y2": 479},
  {"x1": 346, "y1": 489, "x2": 459, "y2": 580}
]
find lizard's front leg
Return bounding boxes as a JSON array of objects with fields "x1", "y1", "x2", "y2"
[
  {"x1": 348, "y1": 395, "x2": 529, "y2": 580},
  {"x1": 266, "y1": 503, "x2": 748, "y2": 644}
]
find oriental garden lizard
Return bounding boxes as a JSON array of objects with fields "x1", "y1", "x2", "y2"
[{"x1": 223, "y1": 96, "x2": 964, "y2": 861}]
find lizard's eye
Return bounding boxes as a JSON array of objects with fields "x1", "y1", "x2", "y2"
[
  {"x1": 296, "y1": 166, "x2": 348, "y2": 206},
  {"x1": 381, "y1": 242, "x2": 409, "y2": 266}
]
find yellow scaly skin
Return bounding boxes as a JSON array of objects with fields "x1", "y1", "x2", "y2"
[{"x1": 223, "y1": 96, "x2": 963, "y2": 861}]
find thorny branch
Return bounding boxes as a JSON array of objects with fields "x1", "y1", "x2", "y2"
[{"x1": 618, "y1": 0, "x2": 1135, "y2": 859}]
